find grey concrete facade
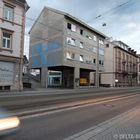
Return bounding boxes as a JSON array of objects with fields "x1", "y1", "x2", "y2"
[{"x1": 29, "y1": 6, "x2": 106, "y2": 88}]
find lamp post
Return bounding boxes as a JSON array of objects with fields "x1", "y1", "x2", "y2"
[
  {"x1": 95, "y1": 37, "x2": 99, "y2": 88},
  {"x1": 115, "y1": 79, "x2": 118, "y2": 87}
]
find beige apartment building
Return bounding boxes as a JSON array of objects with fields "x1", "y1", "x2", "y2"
[
  {"x1": 0, "y1": 0, "x2": 29, "y2": 91},
  {"x1": 137, "y1": 54, "x2": 140, "y2": 85},
  {"x1": 101, "y1": 40, "x2": 138, "y2": 87}
]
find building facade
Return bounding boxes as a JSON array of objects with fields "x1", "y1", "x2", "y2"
[
  {"x1": 0, "y1": 0, "x2": 29, "y2": 91},
  {"x1": 101, "y1": 40, "x2": 138, "y2": 87},
  {"x1": 29, "y1": 7, "x2": 106, "y2": 88},
  {"x1": 137, "y1": 54, "x2": 140, "y2": 85}
]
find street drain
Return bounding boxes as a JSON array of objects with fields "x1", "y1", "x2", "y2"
[{"x1": 103, "y1": 104, "x2": 115, "y2": 108}]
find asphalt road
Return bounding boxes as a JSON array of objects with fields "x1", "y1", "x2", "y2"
[
  {"x1": 2, "y1": 93, "x2": 140, "y2": 140},
  {"x1": 0, "y1": 87, "x2": 140, "y2": 113}
]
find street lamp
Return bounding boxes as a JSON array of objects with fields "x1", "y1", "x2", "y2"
[
  {"x1": 95, "y1": 37, "x2": 100, "y2": 88},
  {"x1": 115, "y1": 79, "x2": 118, "y2": 87}
]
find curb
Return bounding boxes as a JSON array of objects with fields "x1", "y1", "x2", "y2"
[{"x1": 64, "y1": 106, "x2": 140, "y2": 140}]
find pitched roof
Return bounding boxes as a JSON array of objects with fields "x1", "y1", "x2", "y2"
[
  {"x1": 44, "y1": 6, "x2": 107, "y2": 38},
  {"x1": 30, "y1": 6, "x2": 107, "y2": 38},
  {"x1": 15, "y1": 0, "x2": 29, "y2": 10}
]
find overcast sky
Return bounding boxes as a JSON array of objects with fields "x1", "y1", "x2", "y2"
[{"x1": 24, "y1": 0, "x2": 140, "y2": 57}]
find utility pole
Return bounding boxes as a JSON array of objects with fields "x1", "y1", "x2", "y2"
[{"x1": 95, "y1": 37, "x2": 99, "y2": 88}]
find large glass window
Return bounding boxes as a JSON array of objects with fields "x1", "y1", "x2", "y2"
[
  {"x1": 2, "y1": 31, "x2": 12, "y2": 49},
  {"x1": 3, "y1": 5, "x2": 14, "y2": 21}
]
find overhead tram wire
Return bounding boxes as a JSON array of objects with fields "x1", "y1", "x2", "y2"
[
  {"x1": 86, "y1": 0, "x2": 133, "y2": 23},
  {"x1": 0, "y1": 6, "x2": 63, "y2": 32},
  {"x1": 0, "y1": 5, "x2": 90, "y2": 41},
  {"x1": 0, "y1": 5, "x2": 65, "y2": 44}
]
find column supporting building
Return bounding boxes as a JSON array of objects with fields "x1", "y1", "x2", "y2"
[
  {"x1": 74, "y1": 67, "x2": 80, "y2": 88},
  {"x1": 41, "y1": 67, "x2": 48, "y2": 88}
]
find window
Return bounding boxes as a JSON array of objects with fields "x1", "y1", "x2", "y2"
[
  {"x1": 99, "y1": 48, "x2": 105, "y2": 55},
  {"x1": 80, "y1": 42, "x2": 84, "y2": 48},
  {"x1": 66, "y1": 52, "x2": 75, "y2": 59},
  {"x1": 106, "y1": 44, "x2": 109, "y2": 48},
  {"x1": 99, "y1": 60, "x2": 102, "y2": 65},
  {"x1": 93, "y1": 59, "x2": 96, "y2": 64},
  {"x1": 85, "y1": 58, "x2": 92, "y2": 64},
  {"x1": 71, "y1": 24, "x2": 76, "y2": 32},
  {"x1": 93, "y1": 47, "x2": 97, "y2": 53},
  {"x1": 2, "y1": 31, "x2": 12, "y2": 49},
  {"x1": 99, "y1": 60, "x2": 104, "y2": 66},
  {"x1": 80, "y1": 55, "x2": 84, "y2": 62},
  {"x1": 67, "y1": 37, "x2": 76, "y2": 46},
  {"x1": 86, "y1": 35, "x2": 92, "y2": 40},
  {"x1": 3, "y1": 5, "x2": 14, "y2": 21},
  {"x1": 99, "y1": 39, "x2": 104, "y2": 45},
  {"x1": 102, "y1": 61, "x2": 104, "y2": 66},
  {"x1": 67, "y1": 23, "x2": 76, "y2": 32},
  {"x1": 93, "y1": 35, "x2": 97, "y2": 41},
  {"x1": 67, "y1": 23, "x2": 71, "y2": 29},
  {"x1": 80, "y1": 29, "x2": 83, "y2": 35}
]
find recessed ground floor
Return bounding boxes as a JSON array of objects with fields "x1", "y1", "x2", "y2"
[{"x1": 30, "y1": 66, "x2": 99, "y2": 89}]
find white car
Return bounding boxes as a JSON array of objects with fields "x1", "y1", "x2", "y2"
[{"x1": 0, "y1": 108, "x2": 20, "y2": 137}]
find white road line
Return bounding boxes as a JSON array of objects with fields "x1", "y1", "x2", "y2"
[{"x1": 19, "y1": 94, "x2": 139, "y2": 120}]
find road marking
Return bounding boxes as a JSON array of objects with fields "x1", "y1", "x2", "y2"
[{"x1": 19, "y1": 94, "x2": 139, "y2": 120}]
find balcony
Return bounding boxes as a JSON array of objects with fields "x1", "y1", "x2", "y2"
[
  {"x1": 132, "y1": 72, "x2": 137, "y2": 78},
  {"x1": 122, "y1": 71, "x2": 128, "y2": 76}
]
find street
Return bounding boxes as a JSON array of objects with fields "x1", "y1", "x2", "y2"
[
  {"x1": 1, "y1": 88, "x2": 140, "y2": 140},
  {"x1": 1, "y1": 0, "x2": 140, "y2": 139}
]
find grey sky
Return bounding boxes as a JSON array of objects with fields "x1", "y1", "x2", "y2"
[{"x1": 24, "y1": 0, "x2": 140, "y2": 57}]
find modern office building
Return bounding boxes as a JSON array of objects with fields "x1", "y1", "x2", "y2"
[
  {"x1": 29, "y1": 6, "x2": 106, "y2": 88},
  {"x1": 0, "y1": 0, "x2": 29, "y2": 91},
  {"x1": 101, "y1": 40, "x2": 138, "y2": 87}
]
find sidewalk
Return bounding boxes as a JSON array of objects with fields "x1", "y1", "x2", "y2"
[
  {"x1": 0, "y1": 86, "x2": 139, "y2": 95},
  {"x1": 64, "y1": 106, "x2": 140, "y2": 140}
]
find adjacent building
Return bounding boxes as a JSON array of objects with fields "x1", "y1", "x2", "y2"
[
  {"x1": 0, "y1": 0, "x2": 29, "y2": 91},
  {"x1": 29, "y1": 6, "x2": 106, "y2": 88},
  {"x1": 137, "y1": 54, "x2": 140, "y2": 85},
  {"x1": 101, "y1": 40, "x2": 138, "y2": 87}
]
